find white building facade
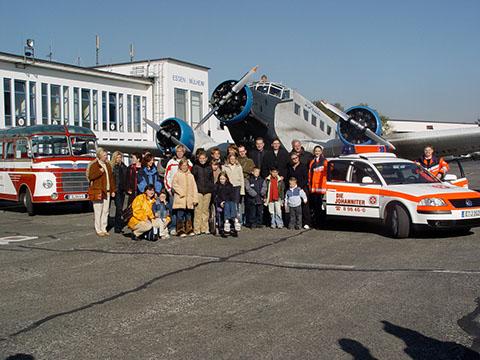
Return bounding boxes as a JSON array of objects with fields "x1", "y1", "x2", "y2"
[{"x1": 0, "y1": 51, "x2": 230, "y2": 151}]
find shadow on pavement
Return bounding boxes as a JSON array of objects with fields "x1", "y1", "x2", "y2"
[
  {"x1": 4, "y1": 354, "x2": 35, "y2": 360},
  {"x1": 338, "y1": 321, "x2": 480, "y2": 359},
  {"x1": 0, "y1": 200, "x2": 91, "y2": 216}
]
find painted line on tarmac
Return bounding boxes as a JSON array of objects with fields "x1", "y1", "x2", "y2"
[
  {"x1": 284, "y1": 261, "x2": 356, "y2": 269},
  {"x1": 0, "y1": 236, "x2": 38, "y2": 245}
]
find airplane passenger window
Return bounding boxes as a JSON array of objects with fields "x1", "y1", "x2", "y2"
[
  {"x1": 327, "y1": 161, "x2": 349, "y2": 182},
  {"x1": 320, "y1": 121, "x2": 325, "y2": 131},
  {"x1": 294, "y1": 103, "x2": 300, "y2": 115},
  {"x1": 311, "y1": 115, "x2": 317, "y2": 127},
  {"x1": 303, "y1": 109, "x2": 309, "y2": 121},
  {"x1": 327, "y1": 125, "x2": 332, "y2": 135}
]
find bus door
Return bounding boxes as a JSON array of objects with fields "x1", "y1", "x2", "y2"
[{"x1": 326, "y1": 160, "x2": 382, "y2": 218}]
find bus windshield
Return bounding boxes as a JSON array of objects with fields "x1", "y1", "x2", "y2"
[
  {"x1": 70, "y1": 136, "x2": 96, "y2": 156},
  {"x1": 374, "y1": 162, "x2": 440, "y2": 185},
  {"x1": 31, "y1": 135, "x2": 70, "y2": 157}
]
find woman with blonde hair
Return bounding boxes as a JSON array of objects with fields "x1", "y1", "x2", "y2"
[
  {"x1": 172, "y1": 159, "x2": 198, "y2": 237},
  {"x1": 110, "y1": 151, "x2": 127, "y2": 233},
  {"x1": 222, "y1": 153, "x2": 244, "y2": 231},
  {"x1": 87, "y1": 147, "x2": 116, "y2": 236}
]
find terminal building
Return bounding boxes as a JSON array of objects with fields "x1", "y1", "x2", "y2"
[{"x1": 0, "y1": 50, "x2": 226, "y2": 152}]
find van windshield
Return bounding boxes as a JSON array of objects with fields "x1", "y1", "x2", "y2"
[
  {"x1": 374, "y1": 162, "x2": 440, "y2": 185},
  {"x1": 70, "y1": 136, "x2": 96, "y2": 156},
  {"x1": 31, "y1": 135, "x2": 70, "y2": 157}
]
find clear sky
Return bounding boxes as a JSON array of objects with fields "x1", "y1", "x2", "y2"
[{"x1": 1, "y1": 0, "x2": 479, "y2": 122}]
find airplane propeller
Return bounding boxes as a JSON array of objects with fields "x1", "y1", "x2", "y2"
[
  {"x1": 144, "y1": 118, "x2": 189, "y2": 150},
  {"x1": 320, "y1": 101, "x2": 396, "y2": 150},
  {"x1": 194, "y1": 66, "x2": 258, "y2": 130}
]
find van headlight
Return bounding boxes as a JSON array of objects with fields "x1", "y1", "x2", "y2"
[
  {"x1": 418, "y1": 198, "x2": 446, "y2": 207},
  {"x1": 43, "y1": 180, "x2": 54, "y2": 189}
]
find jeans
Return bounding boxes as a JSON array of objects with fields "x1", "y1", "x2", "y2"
[
  {"x1": 223, "y1": 201, "x2": 237, "y2": 220},
  {"x1": 288, "y1": 205, "x2": 302, "y2": 229},
  {"x1": 245, "y1": 200, "x2": 263, "y2": 226},
  {"x1": 113, "y1": 191, "x2": 125, "y2": 232},
  {"x1": 268, "y1": 201, "x2": 283, "y2": 228},
  {"x1": 176, "y1": 209, "x2": 193, "y2": 222}
]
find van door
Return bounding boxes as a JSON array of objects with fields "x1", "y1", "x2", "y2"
[{"x1": 326, "y1": 160, "x2": 381, "y2": 218}]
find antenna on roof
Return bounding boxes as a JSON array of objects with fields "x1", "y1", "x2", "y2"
[
  {"x1": 129, "y1": 43, "x2": 135, "y2": 62},
  {"x1": 95, "y1": 35, "x2": 100, "y2": 65},
  {"x1": 46, "y1": 42, "x2": 53, "y2": 62},
  {"x1": 76, "y1": 56, "x2": 81, "y2": 66}
]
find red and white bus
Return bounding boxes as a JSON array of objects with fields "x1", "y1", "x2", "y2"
[{"x1": 0, "y1": 125, "x2": 97, "y2": 215}]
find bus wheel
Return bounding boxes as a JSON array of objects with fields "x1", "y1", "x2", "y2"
[
  {"x1": 386, "y1": 204, "x2": 410, "y2": 238},
  {"x1": 19, "y1": 189, "x2": 35, "y2": 216}
]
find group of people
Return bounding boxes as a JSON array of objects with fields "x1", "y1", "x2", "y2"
[{"x1": 86, "y1": 138, "x2": 328, "y2": 241}]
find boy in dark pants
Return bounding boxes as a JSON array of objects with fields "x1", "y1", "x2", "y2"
[
  {"x1": 244, "y1": 167, "x2": 264, "y2": 228},
  {"x1": 285, "y1": 177, "x2": 308, "y2": 230}
]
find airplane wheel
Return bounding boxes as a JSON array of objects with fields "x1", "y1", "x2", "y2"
[
  {"x1": 19, "y1": 188, "x2": 35, "y2": 216},
  {"x1": 386, "y1": 204, "x2": 410, "y2": 238}
]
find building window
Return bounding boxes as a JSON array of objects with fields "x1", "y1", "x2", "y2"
[
  {"x1": 320, "y1": 120, "x2": 325, "y2": 131},
  {"x1": 41, "y1": 83, "x2": 48, "y2": 124},
  {"x1": 142, "y1": 96, "x2": 147, "y2": 133},
  {"x1": 133, "y1": 95, "x2": 141, "y2": 132},
  {"x1": 294, "y1": 103, "x2": 300, "y2": 115},
  {"x1": 127, "y1": 95, "x2": 132, "y2": 132},
  {"x1": 29, "y1": 82, "x2": 36, "y2": 125},
  {"x1": 81, "y1": 89, "x2": 91, "y2": 128},
  {"x1": 303, "y1": 109, "x2": 309, "y2": 122},
  {"x1": 63, "y1": 86, "x2": 69, "y2": 125},
  {"x1": 73, "y1": 88, "x2": 80, "y2": 126},
  {"x1": 4, "y1": 78, "x2": 12, "y2": 127},
  {"x1": 109, "y1": 92, "x2": 117, "y2": 131},
  {"x1": 327, "y1": 125, "x2": 332, "y2": 135},
  {"x1": 102, "y1": 91, "x2": 107, "y2": 131},
  {"x1": 190, "y1": 91, "x2": 202, "y2": 128},
  {"x1": 311, "y1": 115, "x2": 317, "y2": 127},
  {"x1": 14, "y1": 80, "x2": 27, "y2": 126},
  {"x1": 93, "y1": 90, "x2": 98, "y2": 131},
  {"x1": 174, "y1": 88, "x2": 187, "y2": 121},
  {"x1": 118, "y1": 94, "x2": 124, "y2": 132},
  {"x1": 50, "y1": 84, "x2": 61, "y2": 124}
]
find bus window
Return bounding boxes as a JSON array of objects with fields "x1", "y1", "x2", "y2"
[
  {"x1": 31, "y1": 135, "x2": 70, "y2": 157},
  {"x1": 15, "y1": 138, "x2": 29, "y2": 159},
  {"x1": 71, "y1": 136, "x2": 96, "y2": 156},
  {"x1": 5, "y1": 142, "x2": 14, "y2": 160}
]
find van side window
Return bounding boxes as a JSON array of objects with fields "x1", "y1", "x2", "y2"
[
  {"x1": 5, "y1": 142, "x2": 14, "y2": 160},
  {"x1": 15, "y1": 138, "x2": 29, "y2": 159},
  {"x1": 350, "y1": 162, "x2": 381, "y2": 184},
  {"x1": 0, "y1": 141, "x2": 3, "y2": 159},
  {"x1": 327, "y1": 161, "x2": 349, "y2": 182}
]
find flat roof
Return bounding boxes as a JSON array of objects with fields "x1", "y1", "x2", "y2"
[
  {"x1": 0, "y1": 51, "x2": 153, "y2": 85},
  {"x1": 390, "y1": 118, "x2": 478, "y2": 125},
  {"x1": 93, "y1": 57, "x2": 210, "y2": 71}
]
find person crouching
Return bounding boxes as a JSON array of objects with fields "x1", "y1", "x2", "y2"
[
  {"x1": 128, "y1": 184, "x2": 159, "y2": 241},
  {"x1": 152, "y1": 190, "x2": 171, "y2": 239},
  {"x1": 172, "y1": 159, "x2": 199, "y2": 237}
]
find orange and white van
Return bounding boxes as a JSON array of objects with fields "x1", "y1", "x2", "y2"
[{"x1": 324, "y1": 153, "x2": 480, "y2": 238}]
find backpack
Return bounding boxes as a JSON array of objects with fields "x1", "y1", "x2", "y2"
[{"x1": 122, "y1": 203, "x2": 133, "y2": 223}]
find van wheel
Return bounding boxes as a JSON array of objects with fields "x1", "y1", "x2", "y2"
[
  {"x1": 386, "y1": 204, "x2": 410, "y2": 238},
  {"x1": 19, "y1": 189, "x2": 35, "y2": 216}
]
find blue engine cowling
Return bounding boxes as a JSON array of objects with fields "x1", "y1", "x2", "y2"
[
  {"x1": 337, "y1": 106, "x2": 382, "y2": 146},
  {"x1": 210, "y1": 80, "x2": 253, "y2": 125},
  {"x1": 155, "y1": 117, "x2": 195, "y2": 155}
]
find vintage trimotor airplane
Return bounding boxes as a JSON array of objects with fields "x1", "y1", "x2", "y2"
[{"x1": 144, "y1": 66, "x2": 480, "y2": 163}]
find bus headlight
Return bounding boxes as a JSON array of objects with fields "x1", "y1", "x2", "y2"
[
  {"x1": 43, "y1": 180, "x2": 54, "y2": 189},
  {"x1": 418, "y1": 198, "x2": 446, "y2": 207},
  {"x1": 50, "y1": 192, "x2": 58, "y2": 200}
]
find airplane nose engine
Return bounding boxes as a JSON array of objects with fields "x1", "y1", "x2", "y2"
[
  {"x1": 155, "y1": 117, "x2": 195, "y2": 155},
  {"x1": 210, "y1": 80, "x2": 253, "y2": 125},
  {"x1": 337, "y1": 106, "x2": 382, "y2": 146}
]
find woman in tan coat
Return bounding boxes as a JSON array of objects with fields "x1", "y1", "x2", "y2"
[
  {"x1": 87, "y1": 147, "x2": 116, "y2": 236},
  {"x1": 172, "y1": 159, "x2": 198, "y2": 237}
]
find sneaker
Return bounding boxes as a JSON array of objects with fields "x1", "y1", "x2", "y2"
[
  {"x1": 180, "y1": 233, "x2": 187, "y2": 238},
  {"x1": 189, "y1": 232, "x2": 195, "y2": 237},
  {"x1": 96, "y1": 232, "x2": 106, "y2": 237},
  {"x1": 224, "y1": 221, "x2": 231, "y2": 233},
  {"x1": 194, "y1": 232, "x2": 202, "y2": 235},
  {"x1": 303, "y1": 225, "x2": 310, "y2": 230},
  {"x1": 270, "y1": 225, "x2": 276, "y2": 229},
  {"x1": 163, "y1": 234, "x2": 170, "y2": 239},
  {"x1": 170, "y1": 229, "x2": 177, "y2": 236},
  {"x1": 203, "y1": 231, "x2": 210, "y2": 235},
  {"x1": 277, "y1": 225, "x2": 284, "y2": 229},
  {"x1": 103, "y1": 231, "x2": 111, "y2": 236},
  {"x1": 234, "y1": 219, "x2": 241, "y2": 232}
]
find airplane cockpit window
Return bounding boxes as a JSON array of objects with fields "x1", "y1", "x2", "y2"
[
  {"x1": 256, "y1": 85, "x2": 269, "y2": 94},
  {"x1": 269, "y1": 85, "x2": 282, "y2": 98},
  {"x1": 282, "y1": 90, "x2": 290, "y2": 99}
]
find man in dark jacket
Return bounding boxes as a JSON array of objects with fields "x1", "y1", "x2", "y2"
[
  {"x1": 290, "y1": 139, "x2": 314, "y2": 167},
  {"x1": 250, "y1": 137, "x2": 266, "y2": 173},
  {"x1": 287, "y1": 152, "x2": 311, "y2": 229},
  {"x1": 262, "y1": 138, "x2": 290, "y2": 179},
  {"x1": 244, "y1": 167, "x2": 264, "y2": 228}
]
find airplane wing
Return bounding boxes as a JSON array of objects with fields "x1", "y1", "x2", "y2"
[{"x1": 386, "y1": 127, "x2": 480, "y2": 159}]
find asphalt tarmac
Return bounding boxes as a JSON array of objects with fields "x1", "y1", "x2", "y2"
[{"x1": 1, "y1": 160, "x2": 479, "y2": 359}]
